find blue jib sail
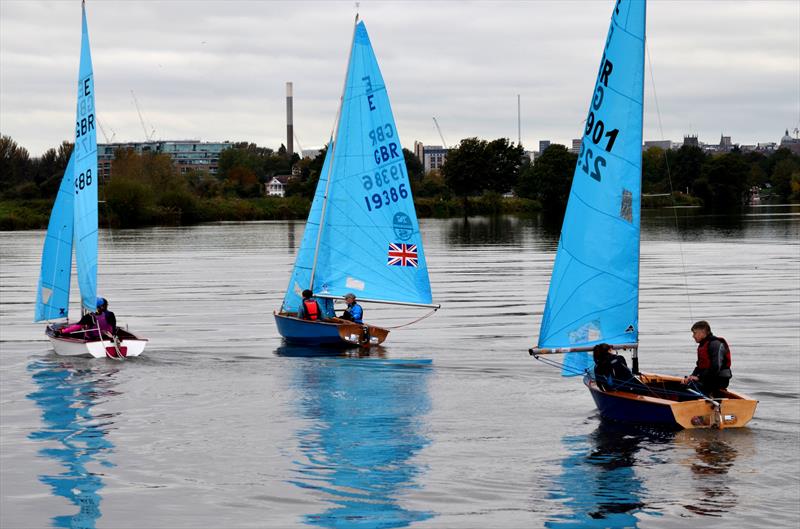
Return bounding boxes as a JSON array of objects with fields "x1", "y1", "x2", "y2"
[
  {"x1": 73, "y1": 2, "x2": 98, "y2": 312},
  {"x1": 537, "y1": 0, "x2": 646, "y2": 376},
  {"x1": 282, "y1": 20, "x2": 432, "y2": 313},
  {"x1": 35, "y1": 155, "x2": 76, "y2": 322}
]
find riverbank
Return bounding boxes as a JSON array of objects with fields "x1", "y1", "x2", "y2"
[
  {"x1": 0, "y1": 196, "x2": 310, "y2": 230},
  {"x1": 0, "y1": 192, "x2": 713, "y2": 231},
  {"x1": 0, "y1": 195, "x2": 545, "y2": 230}
]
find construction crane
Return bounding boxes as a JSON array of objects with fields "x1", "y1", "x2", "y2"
[
  {"x1": 432, "y1": 117, "x2": 448, "y2": 149},
  {"x1": 97, "y1": 119, "x2": 116, "y2": 143},
  {"x1": 131, "y1": 90, "x2": 156, "y2": 141}
]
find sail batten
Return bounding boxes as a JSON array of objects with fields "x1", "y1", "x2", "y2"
[
  {"x1": 536, "y1": 0, "x2": 645, "y2": 375},
  {"x1": 281, "y1": 21, "x2": 433, "y2": 313}
]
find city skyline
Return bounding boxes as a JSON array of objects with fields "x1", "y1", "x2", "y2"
[{"x1": 1, "y1": 0, "x2": 798, "y2": 156}]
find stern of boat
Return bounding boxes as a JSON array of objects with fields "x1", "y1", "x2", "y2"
[
  {"x1": 336, "y1": 321, "x2": 389, "y2": 347},
  {"x1": 46, "y1": 324, "x2": 148, "y2": 359}
]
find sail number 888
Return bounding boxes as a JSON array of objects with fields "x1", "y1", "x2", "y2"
[{"x1": 74, "y1": 169, "x2": 93, "y2": 194}]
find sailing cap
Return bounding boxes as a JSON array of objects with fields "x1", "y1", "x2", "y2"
[{"x1": 96, "y1": 297, "x2": 107, "y2": 308}]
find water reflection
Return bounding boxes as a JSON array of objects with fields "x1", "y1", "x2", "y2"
[
  {"x1": 286, "y1": 351, "x2": 434, "y2": 528},
  {"x1": 445, "y1": 216, "x2": 524, "y2": 245},
  {"x1": 546, "y1": 421, "x2": 672, "y2": 528},
  {"x1": 276, "y1": 344, "x2": 387, "y2": 359},
  {"x1": 287, "y1": 219, "x2": 297, "y2": 253},
  {"x1": 27, "y1": 359, "x2": 119, "y2": 529},
  {"x1": 676, "y1": 430, "x2": 744, "y2": 517}
]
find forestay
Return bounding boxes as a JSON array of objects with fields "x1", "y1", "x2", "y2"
[
  {"x1": 281, "y1": 21, "x2": 432, "y2": 313},
  {"x1": 536, "y1": 0, "x2": 646, "y2": 375}
]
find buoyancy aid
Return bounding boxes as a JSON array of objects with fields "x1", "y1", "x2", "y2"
[
  {"x1": 96, "y1": 312, "x2": 113, "y2": 334},
  {"x1": 696, "y1": 335, "x2": 732, "y2": 371},
  {"x1": 303, "y1": 299, "x2": 320, "y2": 321}
]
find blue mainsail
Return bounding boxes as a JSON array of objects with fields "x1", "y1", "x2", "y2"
[
  {"x1": 34, "y1": 2, "x2": 98, "y2": 321},
  {"x1": 73, "y1": 2, "x2": 98, "y2": 312},
  {"x1": 282, "y1": 20, "x2": 432, "y2": 313},
  {"x1": 536, "y1": 0, "x2": 646, "y2": 375},
  {"x1": 35, "y1": 155, "x2": 76, "y2": 321}
]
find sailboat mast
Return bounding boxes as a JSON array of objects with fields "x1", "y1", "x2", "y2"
[{"x1": 308, "y1": 14, "x2": 359, "y2": 292}]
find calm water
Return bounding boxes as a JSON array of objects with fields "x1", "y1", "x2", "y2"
[{"x1": 1, "y1": 207, "x2": 799, "y2": 529}]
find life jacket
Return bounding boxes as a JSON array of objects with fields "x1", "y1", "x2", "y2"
[
  {"x1": 697, "y1": 335, "x2": 732, "y2": 370},
  {"x1": 96, "y1": 312, "x2": 113, "y2": 334},
  {"x1": 345, "y1": 303, "x2": 363, "y2": 324},
  {"x1": 84, "y1": 312, "x2": 113, "y2": 340},
  {"x1": 303, "y1": 299, "x2": 320, "y2": 321}
]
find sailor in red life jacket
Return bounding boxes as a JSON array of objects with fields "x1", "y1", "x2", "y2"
[
  {"x1": 683, "y1": 320, "x2": 733, "y2": 396},
  {"x1": 298, "y1": 289, "x2": 323, "y2": 321},
  {"x1": 57, "y1": 297, "x2": 117, "y2": 340}
]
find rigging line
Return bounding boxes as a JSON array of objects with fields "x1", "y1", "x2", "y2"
[
  {"x1": 534, "y1": 354, "x2": 702, "y2": 400},
  {"x1": 645, "y1": 40, "x2": 694, "y2": 323},
  {"x1": 382, "y1": 306, "x2": 438, "y2": 330},
  {"x1": 532, "y1": 353, "x2": 587, "y2": 376}
]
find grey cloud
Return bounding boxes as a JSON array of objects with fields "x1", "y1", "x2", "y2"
[{"x1": 1, "y1": 0, "x2": 797, "y2": 155}]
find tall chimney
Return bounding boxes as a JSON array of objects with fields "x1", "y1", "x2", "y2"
[{"x1": 286, "y1": 82, "x2": 294, "y2": 156}]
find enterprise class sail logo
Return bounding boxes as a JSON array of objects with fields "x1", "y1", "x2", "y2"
[{"x1": 392, "y1": 212, "x2": 413, "y2": 241}]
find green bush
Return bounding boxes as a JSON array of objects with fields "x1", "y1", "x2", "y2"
[
  {"x1": 158, "y1": 189, "x2": 201, "y2": 224},
  {"x1": 104, "y1": 178, "x2": 155, "y2": 227}
]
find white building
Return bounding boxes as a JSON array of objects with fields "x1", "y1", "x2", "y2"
[{"x1": 265, "y1": 175, "x2": 291, "y2": 197}]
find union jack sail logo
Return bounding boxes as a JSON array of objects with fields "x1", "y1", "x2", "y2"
[{"x1": 387, "y1": 243, "x2": 418, "y2": 267}]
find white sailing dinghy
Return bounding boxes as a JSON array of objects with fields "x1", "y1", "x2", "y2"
[
  {"x1": 275, "y1": 17, "x2": 438, "y2": 347},
  {"x1": 34, "y1": 1, "x2": 147, "y2": 359}
]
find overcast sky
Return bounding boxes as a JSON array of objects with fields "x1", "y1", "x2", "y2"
[{"x1": 1, "y1": 0, "x2": 798, "y2": 156}]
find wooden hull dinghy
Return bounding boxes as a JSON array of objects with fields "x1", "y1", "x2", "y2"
[
  {"x1": 529, "y1": 0, "x2": 755, "y2": 429},
  {"x1": 274, "y1": 313, "x2": 389, "y2": 347},
  {"x1": 584, "y1": 372, "x2": 757, "y2": 430},
  {"x1": 46, "y1": 324, "x2": 148, "y2": 359}
]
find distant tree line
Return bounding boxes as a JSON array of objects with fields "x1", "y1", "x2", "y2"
[
  {"x1": 418, "y1": 140, "x2": 800, "y2": 212},
  {"x1": 2, "y1": 133, "x2": 798, "y2": 229},
  {"x1": 641, "y1": 145, "x2": 800, "y2": 208},
  {"x1": 0, "y1": 135, "x2": 309, "y2": 229}
]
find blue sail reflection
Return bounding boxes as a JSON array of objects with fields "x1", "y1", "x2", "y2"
[
  {"x1": 27, "y1": 360, "x2": 119, "y2": 529},
  {"x1": 546, "y1": 422, "x2": 671, "y2": 528},
  {"x1": 286, "y1": 354, "x2": 434, "y2": 528}
]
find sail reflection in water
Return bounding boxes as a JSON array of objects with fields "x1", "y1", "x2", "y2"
[
  {"x1": 27, "y1": 360, "x2": 119, "y2": 529},
  {"x1": 284, "y1": 349, "x2": 434, "y2": 528},
  {"x1": 545, "y1": 423, "x2": 667, "y2": 528}
]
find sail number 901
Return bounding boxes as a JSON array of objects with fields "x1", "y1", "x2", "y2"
[{"x1": 364, "y1": 184, "x2": 409, "y2": 212}]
